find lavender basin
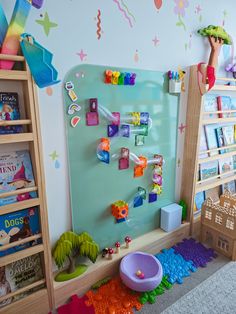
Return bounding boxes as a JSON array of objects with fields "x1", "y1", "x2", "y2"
[{"x1": 120, "y1": 252, "x2": 163, "y2": 292}]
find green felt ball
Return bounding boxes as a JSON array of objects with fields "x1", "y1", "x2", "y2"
[{"x1": 198, "y1": 25, "x2": 232, "y2": 45}]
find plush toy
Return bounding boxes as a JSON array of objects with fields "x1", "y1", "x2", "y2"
[{"x1": 198, "y1": 25, "x2": 232, "y2": 45}]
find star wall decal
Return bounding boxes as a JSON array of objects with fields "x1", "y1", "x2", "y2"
[
  {"x1": 152, "y1": 35, "x2": 160, "y2": 46},
  {"x1": 76, "y1": 49, "x2": 87, "y2": 61},
  {"x1": 36, "y1": 12, "x2": 58, "y2": 36},
  {"x1": 178, "y1": 123, "x2": 187, "y2": 134},
  {"x1": 49, "y1": 150, "x2": 59, "y2": 161}
]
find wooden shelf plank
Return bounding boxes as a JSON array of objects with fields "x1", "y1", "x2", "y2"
[
  {"x1": 0, "y1": 198, "x2": 40, "y2": 215},
  {"x1": 216, "y1": 77, "x2": 236, "y2": 82},
  {"x1": 199, "y1": 143, "x2": 236, "y2": 155},
  {"x1": 0, "y1": 279, "x2": 45, "y2": 303},
  {"x1": 201, "y1": 117, "x2": 236, "y2": 124},
  {"x1": 0, "y1": 70, "x2": 28, "y2": 80},
  {"x1": 196, "y1": 174, "x2": 236, "y2": 193},
  {"x1": 0, "y1": 234, "x2": 42, "y2": 251},
  {"x1": 211, "y1": 84, "x2": 236, "y2": 91},
  {"x1": 0, "y1": 244, "x2": 44, "y2": 267},
  {"x1": 202, "y1": 109, "x2": 236, "y2": 115},
  {"x1": 0, "y1": 186, "x2": 37, "y2": 199},
  {"x1": 0, "y1": 54, "x2": 25, "y2": 62},
  {"x1": 0, "y1": 133, "x2": 34, "y2": 144},
  {"x1": 198, "y1": 150, "x2": 236, "y2": 164},
  {"x1": 0, "y1": 119, "x2": 31, "y2": 126}
]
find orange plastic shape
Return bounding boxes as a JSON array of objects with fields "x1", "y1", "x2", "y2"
[
  {"x1": 100, "y1": 138, "x2": 110, "y2": 152},
  {"x1": 111, "y1": 200, "x2": 129, "y2": 220},
  {"x1": 134, "y1": 166, "x2": 144, "y2": 178},
  {"x1": 86, "y1": 277, "x2": 143, "y2": 314}
]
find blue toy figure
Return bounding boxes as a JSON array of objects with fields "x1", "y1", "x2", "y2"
[{"x1": 20, "y1": 33, "x2": 60, "y2": 88}]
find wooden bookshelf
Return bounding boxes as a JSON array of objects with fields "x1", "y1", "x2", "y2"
[
  {"x1": 0, "y1": 54, "x2": 54, "y2": 313},
  {"x1": 181, "y1": 65, "x2": 236, "y2": 234}
]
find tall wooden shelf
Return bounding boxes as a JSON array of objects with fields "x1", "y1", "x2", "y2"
[
  {"x1": 181, "y1": 65, "x2": 236, "y2": 234},
  {"x1": 0, "y1": 54, "x2": 54, "y2": 313}
]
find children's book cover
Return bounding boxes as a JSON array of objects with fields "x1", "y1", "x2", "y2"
[
  {"x1": 204, "y1": 95, "x2": 218, "y2": 119},
  {"x1": 205, "y1": 186, "x2": 220, "y2": 203},
  {"x1": 218, "y1": 157, "x2": 233, "y2": 176},
  {"x1": 0, "y1": 207, "x2": 40, "y2": 257},
  {"x1": 217, "y1": 96, "x2": 231, "y2": 118},
  {"x1": 0, "y1": 92, "x2": 22, "y2": 134},
  {"x1": 215, "y1": 127, "x2": 227, "y2": 154},
  {"x1": 231, "y1": 98, "x2": 236, "y2": 117},
  {"x1": 200, "y1": 161, "x2": 218, "y2": 181},
  {"x1": 199, "y1": 127, "x2": 208, "y2": 159},
  {"x1": 0, "y1": 254, "x2": 43, "y2": 307},
  {"x1": 222, "y1": 180, "x2": 236, "y2": 195},
  {"x1": 222, "y1": 125, "x2": 235, "y2": 152},
  {"x1": 0, "y1": 151, "x2": 37, "y2": 206},
  {"x1": 204, "y1": 124, "x2": 219, "y2": 156},
  {"x1": 194, "y1": 191, "x2": 205, "y2": 216}
]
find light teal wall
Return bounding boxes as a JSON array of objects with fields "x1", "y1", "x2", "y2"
[{"x1": 1, "y1": 0, "x2": 236, "y2": 244}]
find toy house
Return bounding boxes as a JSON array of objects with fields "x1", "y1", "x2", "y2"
[{"x1": 201, "y1": 190, "x2": 236, "y2": 260}]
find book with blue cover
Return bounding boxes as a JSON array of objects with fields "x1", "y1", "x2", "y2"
[
  {"x1": 204, "y1": 94, "x2": 218, "y2": 119},
  {"x1": 215, "y1": 127, "x2": 227, "y2": 154},
  {"x1": 222, "y1": 125, "x2": 235, "y2": 151},
  {"x1": 230, "y1": 98, "x2": 236, "y2": 117},
  {"x1": 222, "y1": 180, "x2": 236, "y2": 195},
  {"x1": 204, "y1": 124, "x2": 219, "y2": 156},
  {"x1": 0, "y1": 207, "x2": 40, "y2": 257},
  {"x1": 219, "y1": 157, "x2": 233, "y2": 176},
  {"x1": 0, "y1": 92, "x2": 23, "y2": 134},
  {"x1": 0, "y1": 150, "x2": 37, "y2": 206},
  {"x1": 200, "y1": 160, "x2": 219, "y2": 181},
  {"x1": 217, "y1": 96, "x2": 231, "y2": 118},
  {"x1": 194, "y1": 191, "x2": 205, "y2": 216}
]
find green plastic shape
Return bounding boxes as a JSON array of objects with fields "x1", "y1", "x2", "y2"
[
  {"x1": 139, "y1": 275, "x2": 173, "y2": 304},
  {"x1": 55, "y1": 265, "x2": 88, "y2": 282},
  {"x1": 53, "y1": 231, "x2": 99, "y2": 282},
  {"x1": 179, "y1": 200, "x2": 187, "y2": 221},
  {"x1": 198, "y1": 25, "x2": 232, "y2": 45},
  {"x1": 91, "y1": 276, "x2": 112, "y2": 289}
]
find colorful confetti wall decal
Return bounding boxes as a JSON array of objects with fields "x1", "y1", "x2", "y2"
[
  {"x1": 113, "y1": 0, "x2": 134, "y2": 28},
  {"x1": 154, "y1": 0, "x2": 163, "y2": 10},
  {"x1": 49, "y1": 150, "x2": 60, "y2": 169},
  {"x1": 36, "y1": 12, "x2": 58, "y2": 36},
  {"x1": 46, "y1": 86, "x2": 53, "y2": 96},
  {"x1": 96, "y1": 9, "x2": 102, "y2": 40}
]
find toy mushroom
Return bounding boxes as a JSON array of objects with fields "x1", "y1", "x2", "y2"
[
  {"x1": 115, "y1": 241, "x2": 121, "y2": 254},
  {"x1": 102, "y1": 248, "x2": 109, "y2": 258},
  {"x1": 108, "y1": 247, "x2": 114, "y2": 260},
  {"x1": 125, "y1": 236, "x2": 132, "y2": 248}
]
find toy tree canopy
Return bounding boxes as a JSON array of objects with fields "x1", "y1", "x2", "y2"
[{"x1": 198, "y1": 25, "x2": 232, "y2": 45}]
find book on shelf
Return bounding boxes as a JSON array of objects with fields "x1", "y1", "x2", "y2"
[
  {"x1": 215, "y1": 127, "x2": 227, "y2": 154},
  {"x1": 0, "y1": 254, "x2": 43, "y2": 308},
  {"x1": 205, "y1": 186, "x2": 220, "y2": 203},
  {"x1": 194, "y1": 191, "x2": 205, "y2": 216},
  {"x1": 204, "y1": 124, "x2": 219, "y2": 156},
  {"x1": 222, "y1": 125, "x2": 235, "y2": 151},
  {"x1": 0, "y1": 92, "x2": 23, "y2": 134},
  {"x1": 0, "y1": 207, "x2": 40, "y2": 257},
  {"x1": 217, "y1": 96, "x2": 231, "y2": 118},
  {"x1": 231, "y1": 98, "x2": 236, "y2": 117},
  {"x1": 222, "y1": 180, "x2": 236, "y2": 195},
  {"x1": 204, "y1": 94, "x2": 218, "y2": 119},
  {"x1": 199, "y1": 160, "x2": 218, "y2": 181},
  {"x1": 0, "y1": 150, "x2": 37, "y2": 206},
  {"x1": 218, "y1": 156, "x2": 233, "y2": 176},
  {"x1": 199, "y1": 127, "x2": 208, "y2": 159}
]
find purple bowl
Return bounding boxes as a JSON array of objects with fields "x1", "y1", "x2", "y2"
[{"x1": 120, "y1": 251, "x2": 163, "y2": 292}]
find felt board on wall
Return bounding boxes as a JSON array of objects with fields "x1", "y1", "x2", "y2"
[{"x1": 63, "y1": 65, "x2": 179, "y2": 249}]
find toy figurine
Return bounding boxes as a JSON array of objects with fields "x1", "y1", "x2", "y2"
[
  {"x1": 125, "y1": 236, "x2": 132, "y2": 248},
  {"x1": 102, "y1": 248, "x2": 109, "y2": 258},
  {"x1": 108, "y1": 247, "x2": 114, "y2": 260},
  {"x1": 115, "y1": 242, "x2": 121, "y2": 254}
]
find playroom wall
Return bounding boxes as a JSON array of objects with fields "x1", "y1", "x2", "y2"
[{"x1": 1, "y1": 0, "x2": 236, "y2": 245}]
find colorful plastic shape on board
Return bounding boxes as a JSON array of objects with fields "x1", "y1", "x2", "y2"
[
  {"x1": 65, "y1": 81, "x2": 78, "y2": 102},
  {"x1": 20, "y1": 33, "x2": 60, "y2": 88},
  {"x1": 135, "y1": 135, "x2": 145, "y2": 146},
  {"x1": 86, "y1": 98, "x2": 99, "y2": 126},
  {"x1": 155, "y1": 248, "x2": 197, "y2": 284},
  {"x1": 173, "y1": 238, "x2": 217, "y2": 268},
  {"x1": 0, "y1": 4, "x2": 8, "y2": 46},
  {"x1": 139, "y1": 276, "x2": 173, "y2": 305},
  {"x1": 57, "y1": 295, "x2": 95, "y2": 314},
  {"x1": 107, "y1": 124, "x2": 119, "y2": 137},
  {"x1": 0, "y1": 0, "x2": 44, "y2": 70},
  {"x1": 148, "y1": 192, "x2": 157, "y2": 203},
  {"x1": 111, "y1": 112, "x2": 120, "y2": 125},
  {"x1": 68, "y1": 103, "x2": 81, "y2": 115},
  {"x1": 134, "y1": 156, "x2": 147, "y2": 178},
  {"x1": 104, "y1": 70, "x2": 136, "y2": 85},
  {"x1": 120, "y1": 252, "x2": 163, "y2": 292},
  {"x1": 120, "y1": 124, "x2": 130, "y2": 137},
  {"x1": 97, "y1": 138, "x2": 110, "y2": 164},
  {"x1": 86, "y1": 277, "x2": 143, "y2": 314},
  {"x1": 111, "y1": 200, "x2": 129, "y2": 223},
  {"x1": 119, "y1": 147, "x2": 129, "y2": 170},
  {"x1": 89, "y1": 98, "x2": 98, "y2": 112}
]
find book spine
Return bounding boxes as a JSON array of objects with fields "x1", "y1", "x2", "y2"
[{"x1": 217, "y1": 96, "x2": 223, "y2": 118}]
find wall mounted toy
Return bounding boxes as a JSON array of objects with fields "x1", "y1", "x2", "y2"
[
  {"x1": 71, "y1": 116, "x2": 80, "y2": 128},
  {"x1": 104, "y1": 70, "x2": 137, "y2": 85},
  {"x1": 97, "y1": 138, "x2": 110, "y2": 164},
  {"x1": 111, "y1": 200, "x2": 129, "y2": 223},
  {"x1": 119, "y1": 147, "x2": 129, "y2": 170},
  {"x1": 20, "y1": 33, "x2": 60, "y2": 88},
  {"x1": 65, "y1": 81, "x2": 78, "y2": 102},
  {"x1": 86, "y1": 98, "x2": 99, "y2": 126},
  {"x1": 68, "y1": 103, "x2": 81, "y2": 115},
  {"x1": 53, "y1": 231, "x2": 99, "y2": 282},
  {"x1": 0, "y1": 0, "x2": 44, "y2": 70}
]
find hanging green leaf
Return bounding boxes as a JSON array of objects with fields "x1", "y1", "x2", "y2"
[
  {"x1": 79, "y1": 240, "x2": 99, "y2": 263},
  {"x1": 77, "y1": 232, "x2": 94, "y2": 244},
  {"x1": 53, "y1": 240, "x2": 73, "y2": 268},
  {"x1": 58, "y1": 231, "x2": 80, "y2": 249}
]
